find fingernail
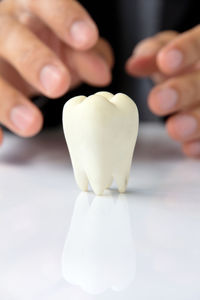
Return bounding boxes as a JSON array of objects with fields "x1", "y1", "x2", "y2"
[
  {"x1": 173, "y1": 115, "x2": 197, "y2": 138},
  {"x1": 155, "y1": 88, "x2": 178, "y2": 112},
  {"x1": 187, "y1": 141, "x2": 200, "y2": 156},
  {"x1": 40, "y1": 65, "x2": 63, "y2": 94},
  {"x1": 164, "y1": 49, "x2": 183, "y2": 71},
  {"x1": 10, "y1": 105, "x2": 35, "y2": 131},
  {"x1": 70, "y1": 20, "x2": 96, "y2": 46}
]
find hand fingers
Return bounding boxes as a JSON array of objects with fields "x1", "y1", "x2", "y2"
[
  {"x1": 150, "y1": 72, "x2": 168, "y2": 84},
  {"x1": 166, "y1": 108, "x2": 200, "y2": 143},
  {"x1": 148, "y1": 70, "x2": 200, "y2": 116},
  {"x1": 66, "y1": 38, "x2": 113, "y2": 86},
  {"x1": 95, "y1": 38, "x2": 114, "y2": 69},
  {"x1": 0, "y1": 15, "x2": 70, "y2": 98},
  {"x1": 0, "y1": 77, "x2": 43, "y2": 137},
  {"x1": 182, "y1": 140, "x2": 200, "y2": 158},
  {"x1": 158, "y1": 25, "x2": 200, "y2": 75},
  {"x1": 26, "y1": 0, "x2": 98, "y2": 50},
  {"x1": 126, "y1": 31, "x2": 177, "y2": 77},
  {"x1": 150, "y1": 61, "x2": 200, "y2": 85}
]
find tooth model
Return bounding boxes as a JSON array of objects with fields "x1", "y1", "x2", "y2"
[{"x1": 62, "y1": 92, "x2": 139, "y2": 195}]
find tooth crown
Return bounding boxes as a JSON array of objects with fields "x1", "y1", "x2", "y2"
[{"x1": 63, "y1": 92, "x2": 139, "y2": 195}]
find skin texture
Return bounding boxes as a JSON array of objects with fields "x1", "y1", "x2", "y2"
[
  {"x1": 0, "y1": 0, "x2": 113, "y2": 142},
  {"x1": 126, "y1": 27, "x2": 200, "y2": 158}
]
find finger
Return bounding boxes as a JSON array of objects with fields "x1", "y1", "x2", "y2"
[
  {"x1": 148, "y1": 70, "x2": 200, "y2": 116},
  {"x1": 0, "y1": 77, "x2": 43, "y2": 137},
  {"x1": 95, "y1": 38, "x2": 114, "y2": 69},
  {"x1": 150, "y1": 72, "x2": 168, "y2": 84},
  {"x1": 158, "y1": 25, "x2": 200, "y2": 75},
  {"x1": 126, "y1": 38, "x2": 162, "y2": 76},
  {"x1": 182, "y1": 140, "x2": 200, "y2": 158},
  {"x1": 150, "y1": 60, "x2": 200, "y2": 85},
  {"x1": 150, "y1": 58, "x2": 200, "y2": 85},
  {"x1": 166, "y1": 108, "x2": 200, "y2": 142},
  {"x1": 27, "y1": 0, "x2": 98, "y2": 50},
  {"x1": 0, "y1": 128, "x2": 3, "y2": 145},
  {"x1": 0, "y1": 15, "x2": 70, "y2": 98},
  {"x1": 126, "y1": 31, "x2": 177, "y2": 77},
  {"x1": 67, "y1": 38, "x2": 113, "y2": 86}
]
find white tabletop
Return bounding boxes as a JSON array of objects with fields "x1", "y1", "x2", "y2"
[{"x1": 0, "y1": 123, "x2": 200, "y2": 300}]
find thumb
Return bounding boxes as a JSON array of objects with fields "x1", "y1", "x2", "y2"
[{"x1": 125, "y1": 31, "x2": 177, "y2": 77}]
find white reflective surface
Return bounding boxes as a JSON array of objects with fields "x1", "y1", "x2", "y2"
[
  {"x1": 62, "y1": 192, "x2": 136, "y2": 294},
  {"x1": 0, "y1": 123, "x2": 200, "y2": 300}
]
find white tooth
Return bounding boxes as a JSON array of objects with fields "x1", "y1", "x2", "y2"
[
  {"x1": 63, "y1": 92, "x2": 139, "y2": 195},
  {"x1": 114, "y1": 173, "x2": 128, "y2": 193},
  {"x1": 73, "y1": 164, "x2": 88, "y2": 192},
  {"x1": 95, "y1": 91, "x2": 114, "y2": 100}
]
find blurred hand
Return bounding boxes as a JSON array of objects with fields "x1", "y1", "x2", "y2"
[
  {"x1": 126, "y1": 26, "x2": 200, "y2": 158},
  {"x1": 0, "y1": 0, "x2": 113, "y2": 144}
]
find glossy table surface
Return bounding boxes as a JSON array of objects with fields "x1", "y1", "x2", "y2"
[{"x1": 0, "y1": 123, "x2": 200, "y2": 300}]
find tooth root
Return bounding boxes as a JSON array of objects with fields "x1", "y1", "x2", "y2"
[
  {"x1": 73, "y1": 168, "x2": 88, "y2": 192},
  {"x1": 87, "y1": 173, "x2": 112, "y2": 196},
  {"x1": 89, "y1": 181, "x2": 107, "y2": 196},
  {"x1": 114, "y1": 174, "x2": 128, "y2": 193}
]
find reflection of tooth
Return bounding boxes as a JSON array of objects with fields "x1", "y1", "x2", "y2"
[
  {"x1": 62, "y1": 192, "x2": 136, "y2": 294},
  {"x1": 63, "y1": 92, "x2": 139, "y2": 195}
]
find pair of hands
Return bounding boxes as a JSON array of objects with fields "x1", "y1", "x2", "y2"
[{"x1": 0, "y1": 0, "x2": 200, "y2": 158}]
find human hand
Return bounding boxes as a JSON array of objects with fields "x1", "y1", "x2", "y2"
[
  {"x1": 0, "y1": 0, "x2": 113, "y2": 145},
  {"x1": 126, "y1": 27, "x2": 200, "y2": 158}
]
